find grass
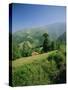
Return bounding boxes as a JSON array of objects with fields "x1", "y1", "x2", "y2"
[
  {"x1": 12, "y1": 50, "x2": 66, "y2": 86},
  {"x1": 12, "y1": 50, "x2": 56, "y2": 68}
]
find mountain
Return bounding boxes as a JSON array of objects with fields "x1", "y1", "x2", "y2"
[
  {"x1": 12, "y1": 22, "x2": 66, "y2": 47},
  {"x1": 45, "y1": 22, "x2": 66, "y2": 39},
  {"x1": 57, "y1": 32, "x2": 66, "y2": 44}
]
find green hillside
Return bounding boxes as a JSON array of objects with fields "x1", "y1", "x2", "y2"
[
  {"x1": 12, "y1": 23, "x2": 66, "y2": 60},
  {"x1": 11, "y1": 22, "x2": 66, "y2": 86},
  {"x1": 57, "y1": 32, "x2": 66, "y2": 44},
  {"x1": 12, "y1": 22, "x2": 66, "y2": 45},
  {"x1": 12, "y1": 50, "x2": 66, "y2": 86},
  {"x1": 12, "y1": 50, "x2": 53, "y2": 68}
]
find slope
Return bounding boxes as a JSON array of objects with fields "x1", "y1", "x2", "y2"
[
  {"x1": 12, "y1": 50, "x2": 65, "y2": 86},
  {"x1": 12, "y1": 22, "x2": 66, "y2": 45}
]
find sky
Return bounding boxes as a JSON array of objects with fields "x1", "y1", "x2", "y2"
[{"x1": 11, "y1": 3, "x2": 66, "y2": 32}]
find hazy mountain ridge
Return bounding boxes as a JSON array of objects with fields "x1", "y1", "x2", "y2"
[{"x1": 12, "y1": 22, "x2": 66, "y2": 46}]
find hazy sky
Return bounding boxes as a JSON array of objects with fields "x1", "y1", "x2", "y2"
[{"x1": 12, "y1": 3, "x2": 66, "y2": 32}]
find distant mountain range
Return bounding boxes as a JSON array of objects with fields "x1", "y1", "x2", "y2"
[{"x1": 12, "y1": 22, "x2": 66, "y2": 46}]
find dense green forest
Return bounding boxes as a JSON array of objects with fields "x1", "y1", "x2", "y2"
[{"x1": 11, "y1": 22, "x2": 66, "y2": 86}]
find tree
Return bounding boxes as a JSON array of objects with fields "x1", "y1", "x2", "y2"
[
  {"x1": 12, "y1": 42, "x2": 21, "y2": 60},
  {"x1": 42, "y1": 33, "x2": 50, "y2": 52},
  {"x1": 56, "y1": 42, "x2": 61, "y2": 50},
  {"x1": 21, "y1": 41, "x2": 32, "y2": 57},
  {"x1": 50, "y1": 41, "x2": 55, "y2": 50}
]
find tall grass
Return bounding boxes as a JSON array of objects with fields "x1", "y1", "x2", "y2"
[{"x1": 12, "y1": 50, "x2": 66, "y2": 86}]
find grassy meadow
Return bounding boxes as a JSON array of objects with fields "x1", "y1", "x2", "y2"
[{"x1": 12, "y1": 50, "x2": 66, "y2": 86}]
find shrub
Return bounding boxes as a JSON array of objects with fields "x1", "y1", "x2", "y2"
[{"x1": 47, "y1": 51, "x2": 64, "y2": 69}]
